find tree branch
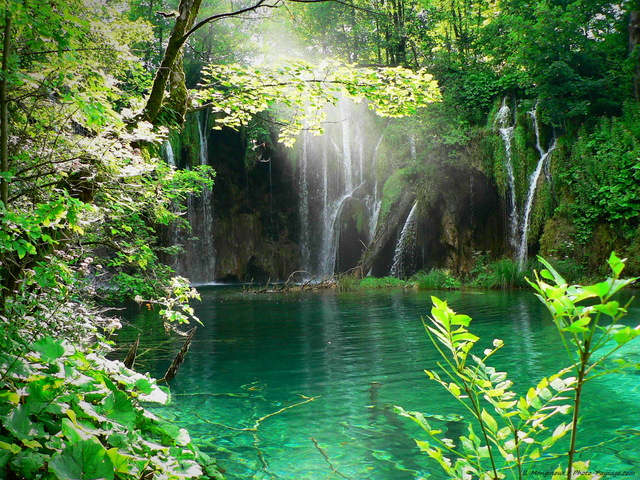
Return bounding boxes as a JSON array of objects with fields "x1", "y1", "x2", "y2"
[{"x1": 181, "y1": 0, "x2": 279, "y2": 42}]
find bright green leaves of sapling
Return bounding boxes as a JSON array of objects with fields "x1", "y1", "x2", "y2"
[{"x1": 399, "y1": 253, "x2": 638, "y2": 480}]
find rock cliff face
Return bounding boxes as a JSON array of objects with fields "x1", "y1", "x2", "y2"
[
  {"x1": 357, "y1": 165, "x2": 505, "y2": 277},
  {"x1": 214, "y1": 213, "x2": 299, "y2": 282},
  {"x1": 169, "y1": 114, "x2": 511, "y2": 282},
  {"x1": 418, "y1": 166, "x2": 505, "y2": 274}
]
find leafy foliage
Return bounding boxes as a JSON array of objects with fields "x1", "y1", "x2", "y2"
[
  {"x1": 0, "y1": 336, "x2": 221, "y2": 479},
  {"x1": 399, "y1": 253, "x2": 638, "y2": 479},
  {"x1": 556, "y1": 103, "x2": 640, "y2": 244},
  {"x1": 196, "y1": 60, "x2": 441, "y2": 146}
]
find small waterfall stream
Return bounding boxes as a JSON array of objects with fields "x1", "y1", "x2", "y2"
[
  {"x1": 390, "y1": 201, "x2": 419, "y2": 278},
  {"x1": 168, "y1": 112, "x2": 218, "y2": 284},
  {"x1": 516, "y1": 108, "x2": 556, "y2": 265},
  {"x1": 163, "y1": 141, "x2": 176, "y2": 166},
  {"x1": 299, "y1": 133, "x2": 312, "y2": 272},
  {"x1": 496, "y1": 99, "x2": 519, "y2": 250}
]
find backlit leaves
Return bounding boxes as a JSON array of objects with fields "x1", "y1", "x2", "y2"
[{"x1": 196, "y1": 60, "x2": 441, "y2": 146}]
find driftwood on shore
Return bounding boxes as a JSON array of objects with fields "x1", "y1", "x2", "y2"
[{"x1": 243, "y1": 270, "x2": 340, "y2": 293}]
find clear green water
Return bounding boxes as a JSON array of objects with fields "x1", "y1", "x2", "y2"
[{"x1": 117, "y1": 288, "x2": 640, "y2": 479}]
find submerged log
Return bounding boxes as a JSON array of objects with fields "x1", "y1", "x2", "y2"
[
  {"x1": 356, "y1": 190, "x2": 416, "y2": 277},
  {"x1": 162, "y1": 326, "x2": 197, "y2": 382}
]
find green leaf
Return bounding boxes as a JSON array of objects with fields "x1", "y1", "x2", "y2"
[
  {"x1": 563, "y1": 316, "x2": 591, "y2": 333},
  {"x1": 106, "y1": 448, "x2": 132, "y2": 475},
  {"x1": 101, "y1": 391, "x2": 137, "y2": 429},
  {"x1": 0, "y1": 441, "x2": 21, "y2": 454},
  {"x1": 480, "y1": 409, "x2": 498, "y2": 433},
  {"x1": 592, "y1": 301, "x2": 620, "y2": 317},
  {"x1": 3, "y1": 405, "x2": 44, "y2": 441},
  {"x1": 607, "y1": 252, "x2": 625, "y2": 276},
  {"x1": 613, "y1": 326, "x2": 640, "y2": 345},
  {"x1": 31, "y1": 337, "x2": 66, "y2": 362},
  {"x1": 49, "y1": 438, "x2": 115, "y2": 480},
  {"x1": 582, "y1": 281, "x2": 611, "y2": 299},
  {"x1": 536, "y1": 257, "x2": 567, "y2": 286},
  {"x1": 451, "y1": 314, "x2": 471, "y2": 326},
  {"x1": 452, "y1": 332, "x2": 479, "y2": 345}
]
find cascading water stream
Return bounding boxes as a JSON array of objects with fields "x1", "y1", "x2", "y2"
[
  {"x1": 368, "y1": 132, "x2": 385, "y2": 242},
  {"x1": 340, "y1": 100, "x2": 354, "y2": 192},
  {"x1": 194, "y1": 112, "x2": 216, "y2": 281},
  {"x1": 516, "y1": 108, "x2": 556, "y2": 266},
  {"x1": 296, "y1": 100, "x2": 385, "y2": 279},
  {"x1": 390, "y1": 201, "x2": 419, "y2": 278},
  {"x1": 163, "y1": 141, "x2": 175, "y2": 166},
  {"x1": 299, "y1": 133, "x2": 312, "y2": 273},
  {"x1": 496, "y1": 98, "x2": 519, "y2": 250}
]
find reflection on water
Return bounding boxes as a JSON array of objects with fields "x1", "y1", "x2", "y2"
[{"x1": 114, "y1": 288, "x2": 640, "y2": 479}]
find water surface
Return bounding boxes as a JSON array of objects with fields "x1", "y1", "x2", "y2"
[{"x1": 116, "y1": 288, "x2": 640, "y2": 479}]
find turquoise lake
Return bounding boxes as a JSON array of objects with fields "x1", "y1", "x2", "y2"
[{"x1": 116, "y1": 287, "x2": 640, "y2": 479}]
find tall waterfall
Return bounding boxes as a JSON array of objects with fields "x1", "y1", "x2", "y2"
[
  {"x1": 296, "y1": 100, "x2": 382, "y2": 279},
  {"x1": 496, "y1": 100, "x2": 556, "y2": 267},
  {"x1": 299, "y1": 133, "x2": 312, "y2": 272},
  {"x1": 171, "y1": 112, "x2": 217, "y2": 284},
  {"x1": 516, "y1": 108, "x2": 556, "y2": 265},
  {"x1": 390, "y1": 202, "x2": 419, "y2": 278},
  {"x1": 197, "y1": 112, "x2": 216, "y2": 281},
  {"x1": 496, "y1": 98, "x2": 518, "y2": 250}
]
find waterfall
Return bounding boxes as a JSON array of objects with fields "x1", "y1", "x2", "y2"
[
  {"x1": 194, "y1": 112, "x2": 216, "y2": 282},
  {"x1": 368, "y1": 132, "x2": 385, "y2": 241},
  {"x1": 318, "y1": 192, "x2": 353, "y2": 278},
  {"x1": 390, "y1": 202, "x2": 419, "y2": 278},
  {"x1": 296, "y1": 99, "x2": 385, "y2": 279},
  {"x1": 299, "y1": 133, "x2": 311, "y2": 273},
  {"x1": 163, "y1": 141, "x2": 175, "y2": 166},
  {"x1": 516, "y1": 108, "x2": 556, "y2": 266},
  {"x1": 340, "y1": 100, "x2": 353, "y2": 192},
  {"x1": 496, "y1": 98, "x2": 519, "y2": 251}
]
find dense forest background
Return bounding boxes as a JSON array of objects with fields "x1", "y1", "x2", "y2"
[
  {"x1": 0, "y1": 0, "x2": 639, "y2": 478},
  {"x1": 146, "y1": 0, "x2": 640, "y2": 285}
]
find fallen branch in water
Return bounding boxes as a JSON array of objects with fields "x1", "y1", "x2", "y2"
[
  {"x1": 311, "y1": 436, "x2": 352, "y2": 480},
  {"x1": 249, "y1": 394, "x2": 320, "y2": 431},
  {"x1": 192, "y1": 394, "x2": 320, "y2": 432},
  {"x1": 161, "y1": 326, "x2": 197, "y2": 382}
]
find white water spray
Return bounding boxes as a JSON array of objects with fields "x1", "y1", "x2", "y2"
[
  {"x1": 516, "y1": 108, "x2": 556, "y2": 266},
  {"x1": 496, "y1": 98, "x2": 519, "y2": 250},
  {"x1": 390, "y1": 201, "x2": 419, "y2": 278}
]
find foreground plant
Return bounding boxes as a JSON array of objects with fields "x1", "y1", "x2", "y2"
[
  {"x1": 0, "y1": 335, "x2": 222, "y2": 479},
  {"x1": 397, "y1": 252, "x2": 638, "y2": 480}
]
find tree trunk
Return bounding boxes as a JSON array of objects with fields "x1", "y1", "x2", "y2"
[
  {"x1": 1, "y1": 11, "x2": 11, "y2": 207},
  {"x1": 630, "y1": 10, "x2": 640, "y2": 101},
  {"x1": 143, "y1": 0, "x2": 203, "y2": 124}
]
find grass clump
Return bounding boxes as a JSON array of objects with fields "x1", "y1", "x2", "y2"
[
  {"x1": 469, "y1": 255, "x2": 536, "y2": 289},
  {"x1": 413, "y1": 269, "x2": 461, "y2": 290},
  {"x1": 336, "y1": 273, "x2": 362, "y2": 292},
  {"x1": 360, "y1": 276, "x2": 408, "y2": 289}
]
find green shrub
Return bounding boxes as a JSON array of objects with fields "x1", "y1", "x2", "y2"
[
  {"x1": 0, "y1": 336, "x2": 221, "y2": 479},
  {"x1": 398, "y1": 252, "x2": 639, "y2": 480},
  {"x1": 470, "y1": 258, "x2": 535, "y2": 289},
  {"x1": 414, "y1": 269, "x2": 461, "y2": 290}
]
